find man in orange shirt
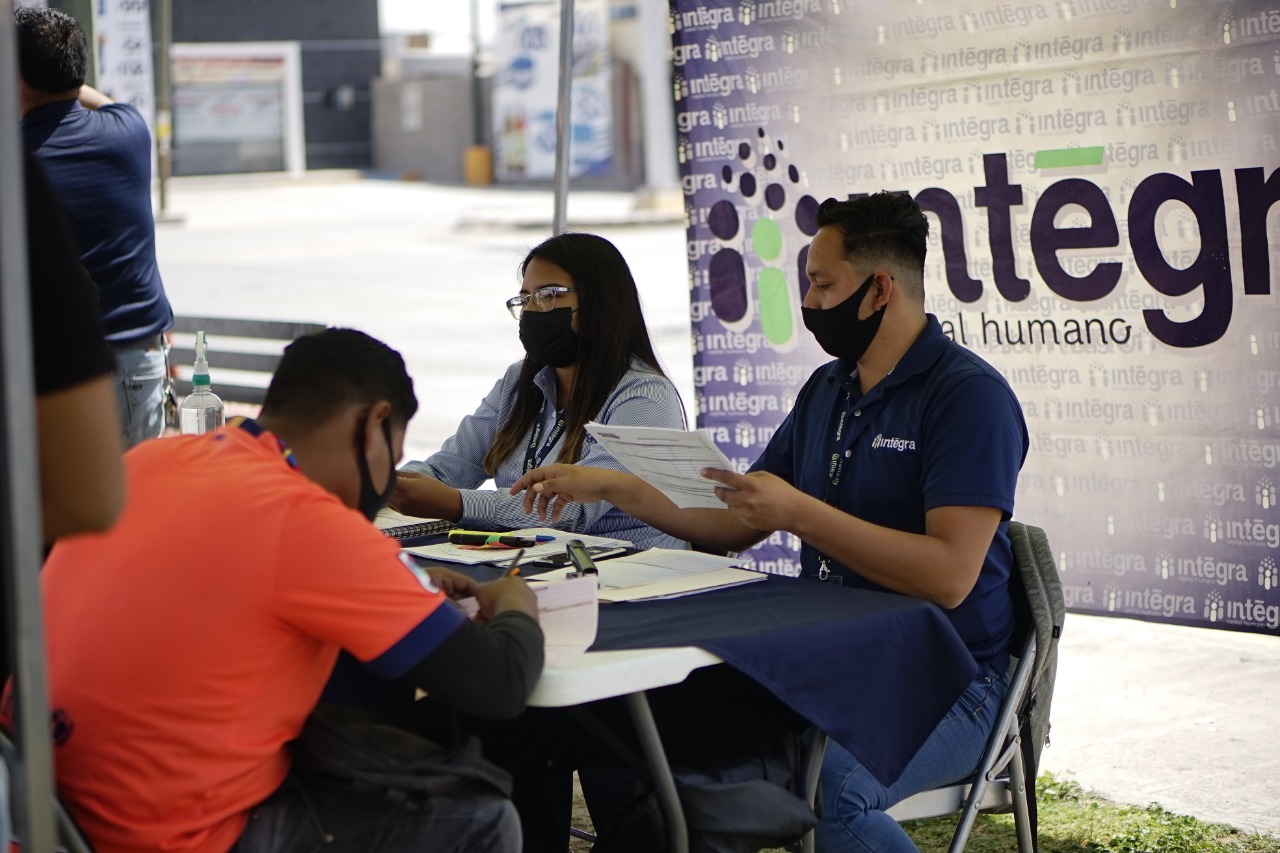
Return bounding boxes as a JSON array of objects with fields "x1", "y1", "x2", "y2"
[{"x1": 32, "y1": 329, "x2": 543, "y2": 853}]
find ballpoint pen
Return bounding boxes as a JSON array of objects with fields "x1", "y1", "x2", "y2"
[{"x1": 505, "y1": 549, "x2": 525, "y2": 577}]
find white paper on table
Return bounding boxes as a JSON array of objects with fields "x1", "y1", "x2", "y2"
[
  {"x1": 597, "y1": 567, "x2": 766, "y2": 603},
  {"x1": 528, "y1": 548, "x2": 766, "y2": 603},
  {"x1": 404, "y1": 527, "x2": 632, "y2": 566},
  {"x1": 583, "y1": 423, "x2": 736, "y2": 509},
  {"x1": 529, "y1": 548, "x2": 737, "y2": 587},
  {"x1": 454, "y1": 575, "x2": 598, "y2": 667},
  {"x1": 373, "y1": 508, "x2": 429, "y2": 530}
]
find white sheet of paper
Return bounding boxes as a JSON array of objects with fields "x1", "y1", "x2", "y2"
[
  {"x1": 583, "y1": 423, "x2": 738, "y2": 509},
  {"x1": 404, "y1": 527, "x2": 632, "y2": 565},
  {"x1": 527, "y1": 548, "x2": 765, "y2": 602},
  {"x1": 373, "y1": 508, "x2": 431, "y2": 531},
  {"x1": 597, "y1": 567, "x2": 767, "y2": 603},
  {"x1": 529, "y1": 548, "x2": 739, "y2": 587},
  {"x1": 455, "y1": 575, "x2": 598, "y2": 667},
  {"x1": 592, "y1": 548, "x2": 744, "y2": 588}
]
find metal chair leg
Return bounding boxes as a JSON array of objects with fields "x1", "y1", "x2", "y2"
[
  {"x1": 625, "y1": 692, "x2": 689, "y2": 853},
  {"x1": 1008, "y1": 747, "x2": 1035, "y2": 853},
  {"x1": 800, "y1": 729, "x2": 827, "y2": 853}
]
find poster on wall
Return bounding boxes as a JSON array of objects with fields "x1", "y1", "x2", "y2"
[
  {"x1": 674, "y1": 0, "x2": 1280, "y2": 634},
  {"x1": 493, "y1": 0, "x2": 614, "y2": 181},
  {"x1": 92, "y1": 0, "x2": 155, "y2": 129},
  {"x1": 172, "y1": 55, "x2": 285, "y2": 145}
]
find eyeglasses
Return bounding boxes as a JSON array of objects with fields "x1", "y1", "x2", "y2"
[{"x1": 506, "y1": 286, "x2": 577, "y2": 320}]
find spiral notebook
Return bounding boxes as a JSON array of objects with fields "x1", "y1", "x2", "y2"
[{"x1": 374, "y1": 508, "x2": 456, "y2": 541}]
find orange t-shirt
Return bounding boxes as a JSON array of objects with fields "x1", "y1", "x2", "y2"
[{"x1": 38, "y1": 425, "x2": 465, "y2": 853}]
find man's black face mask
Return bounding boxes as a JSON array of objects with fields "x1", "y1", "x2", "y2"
[
  {"x1": 802, "y1": 273, "x2": 886, "y2": 363},
  {"x1": 356, "y1": 417, "x2": 395, "y2": 521}
]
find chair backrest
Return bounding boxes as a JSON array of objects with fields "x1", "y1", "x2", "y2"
[
  {"x1": 888, "y1": 521, "x2": 1061, "y2": 853},
  {"x1": 169, "y1": 316, "x2": 326, "y2": 407},
  {"x1": 1007, "y1": 520, "x2": 1065, "y2": 772}
]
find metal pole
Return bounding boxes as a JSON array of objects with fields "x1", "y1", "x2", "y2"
[
  {"x1": 0, "y1": 13, "x2": 59, "y2": 852},
  {"x1": 155, "y1": 0, "x2": 175, "y2": 217},
  {"x1": 637, "y1": 0, "x2": 678, "y2": 193},
  {"x1": 470, "y1": 0, "x2": 483, "y2": 147},
  {"x1": 551, "y1": 0, "x2": 575, "y2": 235}
]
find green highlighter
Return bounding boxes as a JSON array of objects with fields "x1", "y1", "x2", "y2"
[{"x1": 449, "y1": 530, "x2": 539, "y2": 548}]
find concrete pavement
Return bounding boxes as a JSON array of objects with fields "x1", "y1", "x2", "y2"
[{"x1": 155, "y1": 172, "x2": 1280, "y2": 839}]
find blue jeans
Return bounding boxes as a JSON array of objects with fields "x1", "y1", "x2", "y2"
[
  {"x1": 233, "y1": 769, "x2": 522, "y2": 853},
  {"x1": 111, "y1": 342, "x2": 168, "y2": 449},
  {"x1": 815, "y1": 664, "x2": 1010, "y2": 853}
]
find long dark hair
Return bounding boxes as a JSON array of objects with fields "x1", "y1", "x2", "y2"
[{"x1": 483, "y1": 233, "x2": 668, "y2": 475}]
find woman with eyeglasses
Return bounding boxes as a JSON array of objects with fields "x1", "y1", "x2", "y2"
[{"x1": 389, "y1": 232, "x2": 687, "y2": 549}]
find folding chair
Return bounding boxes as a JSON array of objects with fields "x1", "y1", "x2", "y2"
[
  {"x1": 0, "y1": 729, "x2": 94, "y2": 852},
  {"x1": 886, "y1": 521, "x2": 1062, "y2": 853},
  {"x1": 886, "y1": 626, "x2": 1037, "y2": 851}
]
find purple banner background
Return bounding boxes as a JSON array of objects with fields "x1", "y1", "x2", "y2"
[{"x1": 673, "y1": 0, "x2": 1280, "y2": 634}]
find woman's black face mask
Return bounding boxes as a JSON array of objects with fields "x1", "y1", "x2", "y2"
[{"x1": 519, "y1": 307, "x2": 580, "y2": 368}]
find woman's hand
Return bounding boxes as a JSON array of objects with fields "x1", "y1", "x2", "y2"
[
  {"x1": 509, "y1": 463, "x2": 622, "y2": 522},
  {"x1": 388, "y1": 470, "x2": 463, "y2": 520}
]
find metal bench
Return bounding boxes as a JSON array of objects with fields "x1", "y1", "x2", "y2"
[{"x1": 169, "y1": 316, "x2": 326, "y2": 414}]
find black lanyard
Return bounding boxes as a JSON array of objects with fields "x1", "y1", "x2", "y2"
[
  {"x1": 816, "y1": 382, "x2": 858, "y2": 582},
  {"x1": 824, "y1": 391, "x2": 855, "y2": 504},
  {"x1": 524, "y1": 410, "x2": 567, "y2": 472}
]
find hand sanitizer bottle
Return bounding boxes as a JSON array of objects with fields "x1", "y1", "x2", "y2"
[{"x1": 179, "y1": 331, "x2": 225, "y2": 435}]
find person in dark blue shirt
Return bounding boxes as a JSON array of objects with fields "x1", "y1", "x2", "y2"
[
  {"x1": 17, "y1": 6, "x2": 174, "y2": 449},
  {"x1": 513, "y1": 191, "x2": 1029, "y2": 853}
]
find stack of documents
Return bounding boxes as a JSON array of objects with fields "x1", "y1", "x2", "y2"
[
  {"x1": 455, "y1": 576, "x2": 598, "y2": 667},
  {"x1": 532, "y1": 548, "x2": 766, "y2": 603},
  {"x1": 403, "y1": 528, "x2": 632, "y2": 566},
  {"x1": 583, "y1": 423, "x2": 737, "y2": 509}
]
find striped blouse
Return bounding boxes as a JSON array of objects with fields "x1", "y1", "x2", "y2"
[{"x1": 403, "y1": 359, "x2": 688, "y2": 550}]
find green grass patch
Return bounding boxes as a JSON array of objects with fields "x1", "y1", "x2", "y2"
[
  {"x1": 900, "y1": 775, "x2": 1280, "y2": 853},
  {"x1": 572, "y1": 773, "x2": 1280, "y2": 853}
]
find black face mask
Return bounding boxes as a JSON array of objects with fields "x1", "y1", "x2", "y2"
[
  {"x1": 801, "y1": 273, "x2": 885, "y2": 363},
  {"x1": 519, "y1": 307, "x2": 580, "y2": 368},
  {"x1": 356, "y1": 417, "x2": 395, "y2": 521}
]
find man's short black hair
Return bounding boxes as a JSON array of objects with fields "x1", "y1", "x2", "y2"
[
  {"x1": 14, "y1": 7, "x2": 88, "y2": 94},
  {"x1": 814, "y1": 191, "x2": 930, "y2": 274},
  {"x1": 261, "y1": 328, "x2": 418, "y2": 427}
]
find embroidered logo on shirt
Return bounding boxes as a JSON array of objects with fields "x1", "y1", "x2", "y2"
[
  {"x1": 871, "y1": 433, "x2": 917, "y2": 452},
  {"x1": 399, "y1": 551, "x2": 441, "y2": 594}
]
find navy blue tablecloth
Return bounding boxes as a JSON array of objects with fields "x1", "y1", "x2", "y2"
[
  {"x1": 405, "y1": 551, "x2": 979, "y2": 787},
  {"x1": 591, "y1": 576, "x2": 978, "y2": 787}
]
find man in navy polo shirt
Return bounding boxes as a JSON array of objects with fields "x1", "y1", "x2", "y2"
[
  {"x1": 513, "y1": 191, "x2": 1029, "y2": 853},
  {"x1": 17, "y1": 7, "x2": 174, "y2": 449}
]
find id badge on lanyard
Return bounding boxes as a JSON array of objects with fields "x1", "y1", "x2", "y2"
[{"x1": 524, "y1": 409, "x2": 567, "y2": 472}]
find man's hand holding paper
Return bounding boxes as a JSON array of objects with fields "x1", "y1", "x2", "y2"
[{"x1": 699, "y1": 467, "x2": 807, "y2": 534}]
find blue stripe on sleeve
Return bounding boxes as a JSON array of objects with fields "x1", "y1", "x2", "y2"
[{"x1": 362, "y1": 603, "x2": 468, "y2": 680}]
